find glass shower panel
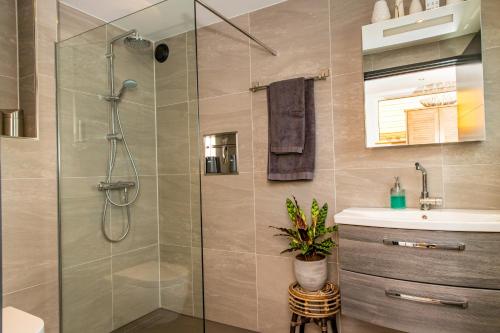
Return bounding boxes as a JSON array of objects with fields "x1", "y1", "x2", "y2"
[{"x1": 56, "y1": 0, "x2": 203, "y2": 332}]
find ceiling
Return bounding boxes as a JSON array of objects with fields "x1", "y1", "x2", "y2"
[{"x1": 60, "y1": 0, "x2": 287, "y2": 41}]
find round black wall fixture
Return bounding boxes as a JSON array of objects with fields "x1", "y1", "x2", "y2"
[{"x1": 155, "y1": 43, "x2": 170, "y2": 63}]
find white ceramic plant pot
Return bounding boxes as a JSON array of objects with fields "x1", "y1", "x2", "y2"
[
  {"x1": 409, "y1": 0, "x2": 424, "y2": 14},
  {"x1": 294, "y1": 255, "x2": 328, "y2": 292},
  {"x1": 371, "y1": 0, "x2": 392, "y2": 23}
]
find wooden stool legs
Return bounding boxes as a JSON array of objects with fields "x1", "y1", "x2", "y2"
[{"x1": 290, "y1": 314, "x2": 338, "y2": 333}]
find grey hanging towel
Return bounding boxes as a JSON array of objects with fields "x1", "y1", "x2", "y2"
[
  {"x1": 268, "y1": 77, "x2": 306, "y2": 154},
  {"x1": 267, "y1": 79, "x2": 315, "y2": 181}
]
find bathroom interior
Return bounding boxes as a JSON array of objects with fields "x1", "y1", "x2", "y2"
[{"x1": 0, "y1": 0, "x2": 499, "y2": 332}]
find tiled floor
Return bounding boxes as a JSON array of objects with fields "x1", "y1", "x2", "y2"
[{"x1": 113, "y1": 309, "x2": 257, "y2": 333}]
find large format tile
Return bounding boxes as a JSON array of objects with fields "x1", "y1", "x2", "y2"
[
  {"x1": 332, "y1": 72, "x2": 443, "y2": 169},
  {"x1": 62, "y1": 258, "x2": 112, "y2": 333},
  {"x1": 335, "y1": 166, "x2": 443, "y2": 212},
  {"x1": 331, "y1": 0, "x2": 372, "y2": 76},
  {"x1": 58, "y1": 88, "x2": 109, "y2": 178},
  {"x1": 0, "y1": 75, "x2": 18, "y2": 109},
  {"x1": 202, "y1": 173, "x2": 255, "y2": 252},
  {"x1": 1, "y1": 75, "x2": 57, "y2": 179},
  {"x1": 60, "y1": 176, "x2": 110, "y2": 268},
  {"x1": 482, "y1": 0, "x2": 500, "y2": 50},
  {"x1": 199, "y1": 92, "x2": 253, "y2": 173},
  {"x1": 157, "y1": 102, "x2": 190, "y2": 175},
  {"x1": 17, "y1": 0, "x2": 36, "y2": 78},
  {"x1": 156, "y1": 33, "x2": 188, "y2": 107},
  {"x1": 341, "y1": 316, "x2": 402, "y2": 333},
  {"x1": 4, "y1": 282, "x2": 59, "y2": 333},
  {"x1": 112, "y1": 245, "x2": 160, "y2": 329},
  {"x1": 250, "y1": 0, "x2": 330, "y2": 84},
  {"x1": 160, "y1": 244, "x2": 193, "y2": 316},
  {"x1": 111, "y1": 176, "x2": 159, "y2": 254},
  {"x1": 36, "y1": 0, "x2": 57, "y2": 78},
  {"x1": 197, "y1": 14, "x2": 251, "y2": 98},
  {"x1": 58, "y1": 3, "x2": 105, "y2": 41},
  {"x1": 2, "y1": 178, "x2": 58, "y2": 293},
  {"x1": 0, "y1": 0, "x2": 18, "y2": 78},
  {"x1": 159, "y1": 174, "x2": 192, "y2": 247},
  {"x1": 254, "y1": 170, "x2": 335, "y2": 256},
  {"x1": 443, "y1": 164, "x2": 500, "y2": 210},
  {"x1": 256, "y1": 255, "x2": 294, "y2": 333},
  {"x1": 203, "y1": 249, "x2": 258, "y2": 331}
]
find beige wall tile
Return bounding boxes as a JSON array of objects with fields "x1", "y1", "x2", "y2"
[
  {"x1": 256, "y1": 255, "x2": 294, "y2": 333},
  {"x1": 482, "y1": 0, "x2": 500, "y2": 49},
  {"x1": 4, "y1": 281, "x2": 60, "y2": 333},
  {"x1": 112, "y1": 245, "x2": 160, "y2": 329},
  {"x1": 62, "y1": 258, "x2": 113, "y2": 333},
  {"x1": 250, "y1": 0, "x2": 330, "y2": 84},
  {"x1": 202, "y1": 173, "x2": 255, "y2": 252},
  {"x1": 2, "y1": 178, "x2": 58, "y2": 293},
  {"x1": 444, "y1": 164, "x2": 500, "y2": 210},
  {"x1": 160, "y1": 244, "x2": 193, "y2": 316},
  {"x1": 18, "y1": 74, "x2": 37, "y2": 137},
  {"x1": 187, "y1": 30, "x2": 198, "y2": 102},
  {"x1": 60, "y1": 176, "x2": 110, "y2": 267},
  {"x1": 18, "y1": 0, "x2": 36, "y2": 78},
  {"x1": 199, "y1": 92, "x2": 253, "y2": 173},
  {"x1": 254, "y1": 170, "x2": 335, "y2": 256},
  {"x1": 192, "y1": 246, "x2": 204, "y2": 318},
  {"x1": 335, "y1": 167, "x2": 443, "y2": 212},
  {"x1": 0, "y1": 75, "x2": 18, "y2": 109},
  {"x1": 157, "y1": 102, "x2": 190, "y2": 175},
  {"x1": 197, "y1": 14, "x2": 250, "y2": 98},
  {"x1": 36, "y1": 0, "x2": 57, "y2": 77},
  {"x1": 331, "y1": 0, "x2": 372, "y2": 76},
  {"x1": 111, "y1": 176, "x2": 159, "y2": 254},
  {"x1": 58, "y1": 3, "x2": 105, "y2": 41},
  {"x1": 0, "y1": 0, "x2": 18, "y2": 78},
  {"x1": 156, "y1": 33, "x2": 188, "y2": 107},
  {"x1": 204, "y1": 248, "x2": 258, "y2": 330},
  {"x1": 332, "y1": 72, "x2": 443, "y2": 169},
  {"x1": 159, "y1": 174, "x2": 192, "y2": 247}
]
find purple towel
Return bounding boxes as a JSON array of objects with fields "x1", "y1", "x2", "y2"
[
  {"x1": 268, "y1": 77, "x2": 306, "y2": 154},
  {"x1": 267, "y1": 79, "x2": 315, "y2": 181}
]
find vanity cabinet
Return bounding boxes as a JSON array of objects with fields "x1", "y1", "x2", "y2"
[{"x1": 337, "y1": 221, "x2": 500, "y2": 333}]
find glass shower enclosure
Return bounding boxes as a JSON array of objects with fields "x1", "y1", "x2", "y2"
[{"x1": 56, "y1": 0, "x2": 203, "y2": 332}]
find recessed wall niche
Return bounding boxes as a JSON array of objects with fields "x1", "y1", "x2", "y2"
[{"x1": 0, "y1": 0, "x2": 37, "y2": 138}]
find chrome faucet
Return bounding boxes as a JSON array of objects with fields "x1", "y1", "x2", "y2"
[{"x1": 415, "y1": 162, "x2": 443, "y2": 210}]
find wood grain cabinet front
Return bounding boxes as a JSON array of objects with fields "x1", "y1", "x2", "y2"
[
  {"x1": 339, "y1": 225, "x2": 500, "y2": 289},
  {"x1": 340, "y1": 270, "x2": 500, "y2": 333}
]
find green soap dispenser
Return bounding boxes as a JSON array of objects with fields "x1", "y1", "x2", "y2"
[{"x1": 390, "y1": 177, "x2": 406, "y2": 209}]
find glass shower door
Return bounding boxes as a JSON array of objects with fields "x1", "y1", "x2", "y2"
[{"x1": 56, "y1": 0, "x2": 203, "y2": 332}]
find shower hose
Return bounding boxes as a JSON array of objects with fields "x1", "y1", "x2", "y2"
[{"x1": 101, "y1": 100, "x2": 140, "y2": 243}]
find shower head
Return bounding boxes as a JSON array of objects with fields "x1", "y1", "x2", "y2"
[
  {"x1": 124, "y1": 34, "x2": 151, "y2": 50},
  {"x1": 117, "y1": 79, "x2": 138, "y2": 98}
]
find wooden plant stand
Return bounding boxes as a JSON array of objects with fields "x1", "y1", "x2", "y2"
[{"x1": 288, "y1": 282, "x2": 341, "y2": 333}]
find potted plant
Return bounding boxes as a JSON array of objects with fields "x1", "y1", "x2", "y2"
[{"x1": 271, "y1": 197, "x2": 337, "y2": 291}]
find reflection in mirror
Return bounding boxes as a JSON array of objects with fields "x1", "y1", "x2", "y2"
[
  {"x1": 0, "y1": 0, "x2": 36, "y2": 138},
  {"x1": 362, "y1": 0, "x2": 485, "y2": 148}
]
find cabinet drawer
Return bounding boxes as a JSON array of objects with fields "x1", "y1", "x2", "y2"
[
  {"x1": 339, "y1": 225, "x2": 500, "y2": 289},
  {"x1": 340, "y1": 270, "x2": 500, "y2": 333}
]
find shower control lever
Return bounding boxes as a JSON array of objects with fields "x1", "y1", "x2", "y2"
[{"x1": 97, "y1": 181, "x2": 136, "y2": 191}]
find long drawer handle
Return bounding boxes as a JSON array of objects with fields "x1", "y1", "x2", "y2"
[
  {"x1": 385, "y1": 290, "x2": 468, "y2": 309},
  {"x1": 383, "y1": 238, "x2": 465, "y2": 251}
]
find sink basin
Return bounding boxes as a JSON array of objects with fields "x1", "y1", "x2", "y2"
[{"x1": 334, "y1": 208, "x2": 500, "y2": 232}]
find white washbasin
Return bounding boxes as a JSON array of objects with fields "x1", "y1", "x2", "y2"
[
  {"x1": 334, "y1": 208, "x2": 500, "y2": 232},
  {"x1": 3, "y1": 307, "x2": 44, "y2": 333}
]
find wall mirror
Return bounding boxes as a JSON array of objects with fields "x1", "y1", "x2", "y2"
[
  {"x1": 0, "y1": 0, "x2": 36, "y2": 138},
  {"x1": 363, "y1": 0, "x2": 484, "y2": 148}
]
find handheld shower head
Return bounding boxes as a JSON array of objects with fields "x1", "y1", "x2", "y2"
[{"x1": 117, "y1": 79, "x2": 138, "y2": 98}]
